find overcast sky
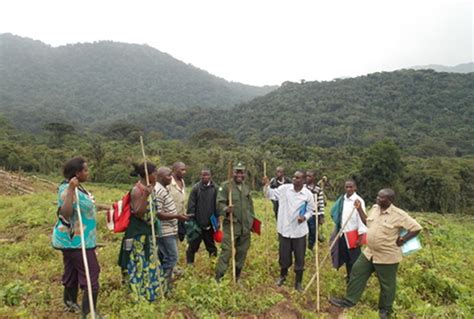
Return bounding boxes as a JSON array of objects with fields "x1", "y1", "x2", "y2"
[{"x1": 1, "y1": 0, "x2": 472, "y2": 86}]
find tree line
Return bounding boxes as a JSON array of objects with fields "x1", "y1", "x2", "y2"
[{"x1": 1, "y1": 116, "x2": 472, "y2": 214}]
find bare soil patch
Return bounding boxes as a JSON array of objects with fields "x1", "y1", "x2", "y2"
[{"x1": 0, "y1": 169, "x2": 56, "y2": 195}]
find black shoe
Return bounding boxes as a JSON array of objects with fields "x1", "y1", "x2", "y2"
[
  {"x1": 215, "y1": 272, "x2": 224, "y2": 283},
  {"x1": 294, "y1": 282, "x2": 304, "y2": 292},
  {"x1": 63, "y1": 287, "x2": 80, "y2": 313},
  {"x1": 329, "y1": 297, "x2": 355, "y2": 308},
  {"x1": 163, "y1": 268, "x2": 174, "y2": 295},
  {"x1": 81, "y1": 291, "x2": 100, "y2": 318},
  {"x1": 236, "y1": 268, "x2": 242, "y2": 281},
  {"x1": 294, "y1": 271, "x2": 304, "y2": 292},
  {"x1": 276, "y1": 276, "x2": 286, "y2": 287},
  {"x1": 379, "y1": 309, "x2": 390, "y2": 319},
  {"x1": 65, "y1": 301, "x2": 81, "y2": 313}
]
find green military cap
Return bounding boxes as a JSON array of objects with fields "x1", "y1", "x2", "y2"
[{"x1": 233, "y1": 162, "x2": 246, "y2": 171}]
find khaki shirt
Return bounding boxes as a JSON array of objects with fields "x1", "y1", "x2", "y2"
[
  {"x1": 363, "y1": 204, "x2": 422, "y2": 264},
  {"x1": 167, "y1": 176, "x2": 186, "y2": 215}
]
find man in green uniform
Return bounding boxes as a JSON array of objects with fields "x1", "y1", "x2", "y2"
[{"x1": 215, "y1": 162, "x2": 255, "y2": 282}]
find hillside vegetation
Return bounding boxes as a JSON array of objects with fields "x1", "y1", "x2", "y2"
[
  {"x1": 0, "y1": 185, "x2": 473, "y2": 318},
  {"x1": 1, "y1": 115, "x2": 473, "y2": 215},
  {"x1": 141, "y1": 70, "x2": 474, "y2": 156},
  {"x1": 1, "y1": 34, "x2": 473, "y2": 156},
  {"x1": 0, "y1": 34, "x2": 275, "y2": 132}
]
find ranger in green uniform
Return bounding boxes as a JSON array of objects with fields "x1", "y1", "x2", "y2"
[{"x1": 215, "y1": 163, "x2": 255, "y2": 282}]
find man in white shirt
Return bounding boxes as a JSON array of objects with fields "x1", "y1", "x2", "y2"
[
  {"x1": 268, "y1": 166, "x2": 292, "y2": 220},
  {"x1": 330, "y1": 180, "x2": 367, "y2": 282},
  {"x1": 265, "y1": 170, "x2": 316, "y2": 291}
]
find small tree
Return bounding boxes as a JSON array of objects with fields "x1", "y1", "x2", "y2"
[
  {"x1": 43, "y1": 122, "x2": 75, "y2": 147},
  {"x1": 357, "y1": 140, "x2": 403, "y2": 203}
]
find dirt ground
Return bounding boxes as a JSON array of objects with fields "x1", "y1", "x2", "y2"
[{"x1": 0, "y1": 169, "x2": 56, "y2": 195}]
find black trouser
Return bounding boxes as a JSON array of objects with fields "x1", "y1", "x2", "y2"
[
  {"x1": 339, "y1": 233, "x2": 361, "y2": 277},
  {"x1": 278, "y1": 234, "x2": 306, "y2": 273},
  {"x1": 307, "y1": 215, "x2": 318, "y2": 250},
  {"x1": 186, "y1": 228, "x2": 217, "y2": 264},
  {"x1": 272, "y1": 200, "x2": 279, "y2": 220}
]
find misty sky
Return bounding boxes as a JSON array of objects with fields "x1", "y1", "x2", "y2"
[{"x1": 1, "y1": 0, "x2": 472, "y2": 86}]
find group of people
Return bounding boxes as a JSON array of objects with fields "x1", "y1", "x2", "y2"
[{"x1": 52, "y1": 157, "x2": 422, "y2": 319}]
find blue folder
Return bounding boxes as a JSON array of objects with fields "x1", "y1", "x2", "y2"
[
  {"x1": 210, "y1": 214, "x2": 219, "y2": 232},
  {"x1": 400, "y1": 229, "x2": 422, "y2": 256}
]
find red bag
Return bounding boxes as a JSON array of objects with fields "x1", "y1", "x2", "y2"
[
  {"x1": 251, "y1": 218, "x2": 261, "y2": 235},
  {"x1": 344, "y1": 230, "x2": 367, "y2": 249},
  {"x1": 213, "y1": 230, "x2": 224, "y2": 243},
  {"x1": 106, "y1": 192, "x2": 132, "y2": 233}
]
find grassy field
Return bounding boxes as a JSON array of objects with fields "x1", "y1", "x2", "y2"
[{"x1": 0, "y1": 183, "x2": 473, "y2": 318}]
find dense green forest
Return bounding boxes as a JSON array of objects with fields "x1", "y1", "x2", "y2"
[
  {"x1": 0, "y1": 34, "x2": 275, "y2": 132},
  {"x1": 1, "y1": 34, "x2": 473, "y2": 158},
  {"x1": 1, "y1": 34, "x2": 473, "y2": 214},
  {"x1": 139, "y1": 70, "x2": 474, "y2": 156},
  {"x1": 1, "y1": 114, "x2": 473, "y2": 214}
]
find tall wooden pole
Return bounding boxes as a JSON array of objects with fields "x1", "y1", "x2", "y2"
[
  {"x1": 305, "y1": 206, "x2": 357, "y2": 293},
  {"x1": 140, "y1": 136, "x2": 164, "y2": 298},
  {"x1": 227, "y1": 161, "x2": 236, "y2": 283},
  {"x1": 74, "y1": 188, "x2": 95, "y2": 319},
  {"x1": 315, "y1": 213, "x2": 320, "y2": 313}
]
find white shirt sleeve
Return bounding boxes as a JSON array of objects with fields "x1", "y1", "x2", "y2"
[
  {"x1": 266, "y1": 185, "x2": 279, "y2": 201},
  {"x1": 357, "y1": 197, "x2": 367, "y2": 234},
  {"x1": 304, "y1": 192, "x2": 316, "y2": 221}
]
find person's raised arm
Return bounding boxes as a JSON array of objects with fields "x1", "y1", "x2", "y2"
[
  {"x1": 59, "y1": 178, "x2": 79, "y2": 220},
  {"x1": 354, "y1": 199, "x2": 367, "y2": 225}
]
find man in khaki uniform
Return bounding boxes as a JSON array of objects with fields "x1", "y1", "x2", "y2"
[
  {"x1": 168, "y1": 162, "x2": 187, "y2": 242},
  {"x1": 215, "y1": 162, "x2": 255, "y2": 282},
  {"x1": 330, "y1": 188, "x2": 422, "y2": 319}
]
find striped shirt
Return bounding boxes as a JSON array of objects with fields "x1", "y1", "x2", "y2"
[
  {"x1": 154, "y1": 182, "x2": 178, "y2": 237},
  {"x1": 305, "y1": 184, "x2": 325, "y2": 215}
]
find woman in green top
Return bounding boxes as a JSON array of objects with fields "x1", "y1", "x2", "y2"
[
  {"x1": 118, "y1": 162, "x2": 161, "y2": 301},
  {"x1": 52, "y1": 157, "x2": 100, "y2": 316}
]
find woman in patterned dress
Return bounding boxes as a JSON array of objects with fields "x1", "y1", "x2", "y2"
[{"x1": 118, "y1": 162, "x2": 162, "y2": 301}]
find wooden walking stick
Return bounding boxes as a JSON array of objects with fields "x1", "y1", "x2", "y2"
[
  {"x1": 74, "y1": 188, "x2": 95, "y2": 319},
  {"x1": 314, "y1": 213, "x2": 320, "y2": 313},
  {"x1": 140, "y1": 136, "x2": 164, "y2": 298},
  {"x1": 263, "y1": 161, "x2": 267, "y2": 180},
  {"x1": 227, "y1": 161, "x2": 237, "y2": 283},
  {"x1": 262, "y1": 160, "x2": 272, "y2": 272},
  {"x1": 305, "y1": 206, "x2": 358, "y2": 293},
  {"x1": 310, "y1": 188, "x2": 321, "y2": 312},
  {"x1": 262, "y1": 161, "x2": 269, "y2": 216}
]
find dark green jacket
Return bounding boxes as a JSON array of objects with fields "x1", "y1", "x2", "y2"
[{"x1": 217, "y1": 180, "x2": 255, "y2": 234}]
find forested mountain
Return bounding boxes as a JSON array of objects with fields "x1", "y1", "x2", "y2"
[
  {"x1": 410, "y1": 62, "x2": 473, "y2": 73},
  {"x1": 0, "y1": 33, "x2": 276, "y2": 131},
  {"x1": 138, "y1": 70, "x2": 474, "y2": 156},
  {"x1": 1, "y1": 34, "x2": 473, "y2": 156}
]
